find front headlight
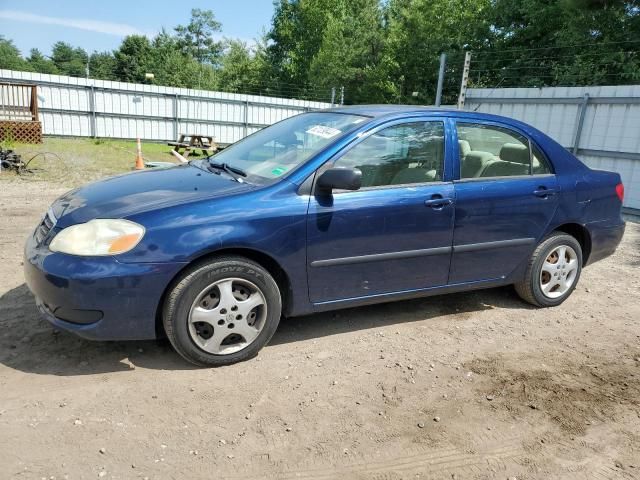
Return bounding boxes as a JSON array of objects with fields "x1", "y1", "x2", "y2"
[{"x1": 49, "y1": 219, "x2": 145, "y2": 256}]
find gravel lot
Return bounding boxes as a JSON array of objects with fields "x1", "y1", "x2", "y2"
[{"x1": 1, "y1": 178, "x2": 639, "y2": 480}]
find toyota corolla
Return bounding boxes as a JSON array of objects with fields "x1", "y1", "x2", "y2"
[{"x1": 24, "y1": 106, "x2": 625, "y2": 366}]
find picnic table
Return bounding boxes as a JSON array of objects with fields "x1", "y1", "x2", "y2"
[{"x1": 168, "y1": 134, "x2": 218, "y2": 158}]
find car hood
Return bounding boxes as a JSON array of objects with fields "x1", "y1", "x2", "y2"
[{"x1": 51, "y1": 162, "x2": 254, "y2": 228}]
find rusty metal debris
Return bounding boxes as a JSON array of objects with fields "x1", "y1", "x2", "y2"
[
  {"x1": 0, "y1": 148, "x2": 61, "y2": 174},
  {"x1": 0, "y1": 147, "x2": 26, "y2": 173}
]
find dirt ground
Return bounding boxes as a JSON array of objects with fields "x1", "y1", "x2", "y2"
[{"x1": 1, "y1": 177, "x2": 639, "y2": 480}]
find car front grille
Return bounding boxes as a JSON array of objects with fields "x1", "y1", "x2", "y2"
[{"x1": 34, "y1": 210, "x2": 56, "y2": 244}]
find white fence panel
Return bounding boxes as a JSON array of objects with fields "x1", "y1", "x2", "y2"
[
  {"x1": 0, "y1": 69, "x2": 332, "y2": 147},
  {"x1": 466, "y1": 85, "x2": 640, "y2": 211}
]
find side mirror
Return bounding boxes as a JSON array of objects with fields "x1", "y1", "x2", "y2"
[{"x1": 316, "y1": 167, "x2": 362, "y2": 193}]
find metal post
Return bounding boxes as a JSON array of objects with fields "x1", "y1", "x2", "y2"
[
  {"x1": 340, "y1": 86, "x2": 344, "y2": 105},
  {"x1": 243, "y1": 100, "x2": 249, "y2": 137},
  {"x1": 435, "y1": 53, "x2": 446, "y2": 107},
  {"x1": 572, "y1": 93, "x2": 590, "y2": 154},
  {"x1": 457, "y1": 51, "x2": 472, "y2": 110},
  {"x1": 331, "y1": 87, "x2": 336, "y2": 107},
  {"x1": 89, "y1": 85, "x2": 96, "y2": 138},
  {"x1": 172, "y1": 94, "x2": 179, "y2": 140}
]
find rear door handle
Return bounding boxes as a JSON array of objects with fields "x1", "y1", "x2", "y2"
[
  {"x1": 424, "y1": 197, "x2": 453, "y2": 208},
  {"x1": 533, "y1": 187, "x2": 558, "y2": 198}
]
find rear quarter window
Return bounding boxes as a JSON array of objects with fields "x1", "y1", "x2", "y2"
[{"x1": 532, "y1": 143, "x2": 553, "y2": 174}]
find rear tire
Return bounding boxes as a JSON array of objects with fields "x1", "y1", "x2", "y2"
[
  {"x1": 514, "y1": 232, "x2": 582, "y2": 307},
  {"x1": 163, "y1": 256, "x2": 282, "y2": 367}
]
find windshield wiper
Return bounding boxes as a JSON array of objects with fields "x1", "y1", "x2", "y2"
[{"x1": 207, "y1": 160, "x2": 247, "y2": 182}]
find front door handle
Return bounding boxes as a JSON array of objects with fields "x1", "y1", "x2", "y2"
[
  {"x1": 533, "y1": 187, "x2": 558, "y2": 198},
  {"x1": 424, "y1": 197, "x2": 453, "y2": 208}
]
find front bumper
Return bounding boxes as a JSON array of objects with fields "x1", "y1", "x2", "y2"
[{"x1": 24, "y1": 232, "x2": 186, "y2": 341}]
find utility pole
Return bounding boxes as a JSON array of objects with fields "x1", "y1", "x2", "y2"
[
  {"x1": 331, "y1": 87, "x2": 336, "y2": 106},
  {"x1": 340, "y1": 86, "x2": 344, "y2": 105},
  {"x1": 457, "y1": 51, "x2": 472, "y2": 110},
  {"x1": 435, "y1": 53, "x2": 446, "y2": 107}
]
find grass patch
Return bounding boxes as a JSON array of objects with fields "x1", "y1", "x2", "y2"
[{"x1": 0, "y1": 137, "x2": 206, "y2": 187}]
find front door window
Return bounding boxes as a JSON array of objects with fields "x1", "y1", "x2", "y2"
[{"x1": 333, "y1": 121, "x2": 445, "y2": 187}]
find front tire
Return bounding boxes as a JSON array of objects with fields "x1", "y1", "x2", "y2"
[
  {"x1": 163, "y1": 256, "x2": 282, "y2": 367},
  {"x1": 514, "y1": 233, "x2": 582, "y2": 307}
]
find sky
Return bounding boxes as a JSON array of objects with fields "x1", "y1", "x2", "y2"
[{"x1": 0, "y1": 0, "x2": 275, "y2": 56}]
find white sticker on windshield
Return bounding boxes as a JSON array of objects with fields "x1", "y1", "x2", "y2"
[{"x1": 306, "y1": 125, "x2": 342, "y2": 139}]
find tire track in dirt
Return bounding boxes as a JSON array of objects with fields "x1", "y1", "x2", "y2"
[{"x1": 222, "y1": 437, "x2": 526, "y2": 480}]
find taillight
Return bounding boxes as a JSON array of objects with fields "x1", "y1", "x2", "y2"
[{"x1": 615, "y1": 183, "x2": 624, "y2": 202}]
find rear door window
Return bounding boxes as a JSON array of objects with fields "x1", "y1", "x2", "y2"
[{"x1": 456, "y1": 123, "x2": 551, "y2": 179}]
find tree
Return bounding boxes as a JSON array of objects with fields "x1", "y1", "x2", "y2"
[
  {"x1": 146, "y1": 30, "x2": 208, "y2": 88},
  {"x1": 88, "y1": 52, "x2": 116, "y2": 80},
  {"x1": 26, "y1": 48, "x2": 58, "y2": 74},
  {"x1": 478, "y1": 0, "x2": 640, "y2": 87},
  {"x1": 174, "y1": 8, "x2": 223, "y2": 65},
  {"x1": 51, "y1": 42, "x2": 89, "y2": 77},
  {"x1": 386, "y1": 0, "x2": 491, "y2": 103},
  {"x1": 266, "y1": 0, "x2": 341, "y2": 97},
  {"x1": 309, "y1": 0, "x2": 394, "y2": 103},
  {"x1": 114, "y1": 35, "x2": 153, "y2": 83},
  {"x1": 217, "y1": 38, "x2": 271, "y2": 94},
  {"x1": 3, "y1": 2, "x2": 639, "y2": 100},
  {"x1": 0, "y1": 37, "x2": 32, "y2": 71}
]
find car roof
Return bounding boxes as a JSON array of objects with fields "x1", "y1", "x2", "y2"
[
  {"x1": 325, "y1": 104, "x2": 518, "y2": 124},
  {"x1": 327, "y1": 105, "x2": 451, "y2": 117},
  {"x1": 324, "y1": 104, "x2": 545, "y2": 136}
]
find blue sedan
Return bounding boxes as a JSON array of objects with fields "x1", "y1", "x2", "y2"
[{"x1": 24, "y1": 106, "x2": 626, "y2": 366}]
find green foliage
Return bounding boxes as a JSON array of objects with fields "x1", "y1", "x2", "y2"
[
  {"x1": 469, "y1": 0, "x2": 640, "y2": 89},
  {"x1": 174, "y1": 8, "x2": 223, "y2": 65},
  {"x1": 308, "y1": 0, "x2": 394, "y2": 103},
  {"x1": 27, "y1": 49, "x2": 58, "y2": 74},
  {"x1": 51, "y1": 42, "x2": 89, "y2": 77},
  {"x1": 386, "y1": 0, "x2": 492, "y2": 103},
  {"x1": 0, "y1": 128, "x2": 16, "y2": 150},
  {"x1": 216, "y1": 39, "x2": 268, "y2": 93},
  {"x1": 266, "y1": 0, "x2": 346, "y2": 98},
  {"x1": 147, "y1": 30, "x2": 217, "y2": 89},
  {"x1": 89, "y1": 52, "x2": 117, "y2": 80},
  {"x1": 2, "y1": 3, "x2": 639, "y2": 103},
  {"x1": 114, "y1": 35, "x2": 153, "y2": 83},
  {"x1": 0, "y1": 37, "x2": 32, "y2": 71}
]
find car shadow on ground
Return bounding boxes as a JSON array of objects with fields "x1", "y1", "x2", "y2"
[{"x1": 0, "y1": 283, "x2": 531, "y2": 376}]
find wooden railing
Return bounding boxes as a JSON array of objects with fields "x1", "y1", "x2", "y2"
[{"x1": 0, "y1": 83, "x2": 39, "y2": 122}]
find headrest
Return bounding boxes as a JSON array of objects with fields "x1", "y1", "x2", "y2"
[
  {"x1": 458, "y1": 140, "x2": 471, "y2": 157},
  {"x1": 500, "y1": 143, "x2": 529, "y2": 164},
  {"x1": 464, "y1": 151, "x2": 494, "y2": 164}
]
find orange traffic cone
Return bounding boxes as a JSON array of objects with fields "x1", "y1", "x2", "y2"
[{"x1": 134, "y1": 138, "x2": 144, "y2": 170}]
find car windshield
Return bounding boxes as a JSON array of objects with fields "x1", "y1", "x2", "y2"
[{"x1": 208, "y1": 112, "x2": 368, "y2": 184}]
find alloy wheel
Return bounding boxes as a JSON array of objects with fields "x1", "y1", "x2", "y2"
[
  {"x1": 188, "y1": 278, "x2": 267, "y2": 355},
  {"x1": 539, "y1": 245, "x2": 579, "y2": 299}
]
